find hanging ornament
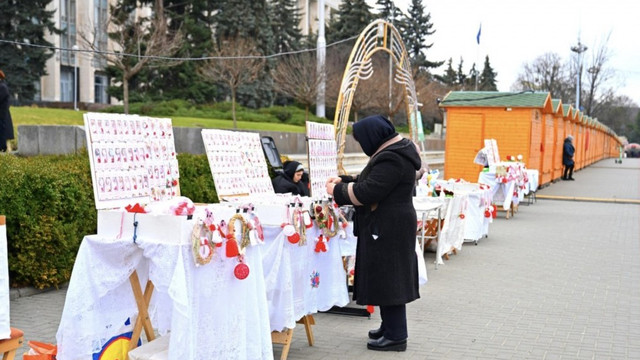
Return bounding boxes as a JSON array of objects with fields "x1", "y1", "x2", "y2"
[
  {"x1": 191, "y1": 220, "x2": 213, "y2": 266},
  {"x1": 234, "y1": 255, "x2": 250, "y2": 280}
]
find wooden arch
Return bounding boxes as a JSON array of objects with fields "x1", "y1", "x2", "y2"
[{"x1": 333, "y1": 19, "x2": 420, "y2": 174}]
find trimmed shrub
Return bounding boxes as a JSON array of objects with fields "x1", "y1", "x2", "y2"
[
  {"x1": 0, "y1": 153, "x2": 97, "y2": 288},
  {"x1": 176, "y1": 153, "x2": 219, "y2": 204}
]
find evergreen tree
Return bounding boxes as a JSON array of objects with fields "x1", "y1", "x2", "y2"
[
  {"x1": 270, "y1": 0, "x2": 303, "y2": 53},
  {"x1": 137, "y1": 0, "x2": 220, "y2": 104},
  {"x1": 0, "y1": 0, "x2": 61, "y2": 101},
  {"x1": 401, "y1": 0, "x2": 443, "y2": 71},
  {"x1": 434, "y1": 58, "x2": 456, "y2": 85},
  {"x1": 456, "y1": 58, "x2": 467, "y2": 86},
  {"x1": 214, "y1": 0, "x2": 275, "y2": 108},
  {"x1": 326, "y1": 0, "x2": 373, "y2": 44},
  {"x1": 479, "y1": 55, "x2": 498, "y2": 91},
  {"x1": 466, "y1": 63, "x2": 479, "y2": 90},
  {"x1": 375, "y1": 0, "x2": 404, "y2": 24}
]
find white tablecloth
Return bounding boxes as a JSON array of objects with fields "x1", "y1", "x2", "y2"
[
  {"x1": 525, "y1": 169, "x2": 539, "y2": 193},
  {"x1": 0, "y1": 219, "x2": 10, "y2": 340},
  {"x1": 56, "y1": 230, "x2": 273, "y2": 360},
  {"x1": 56, "y1": 209, "x2": 353, "y2": 359},
  {"x1": 260, "y1": 225, "x2": 350, "y2": 332},
  {"x1": 414, "y1": 195, "x2": 467, "y2": 265}
]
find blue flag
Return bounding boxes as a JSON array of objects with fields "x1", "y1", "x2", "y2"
[{"x1": 476, "y1": 23, "x2": 482, "y2": 44}]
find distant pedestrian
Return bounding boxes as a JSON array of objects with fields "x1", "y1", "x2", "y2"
[
  {"x1": 562, "y1": 135, "x2": 575, "y2": 180},
  {"x1": 0, "y1": 70, "x2": 14, "y2": 152}
]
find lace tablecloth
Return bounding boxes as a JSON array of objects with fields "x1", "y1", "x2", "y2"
[
  {"x1": 56, "y1": 219, "x2": 273, "y2": 360},
  {"x1": 261, "y1": 225, "x2": 350, "y2": 332},
  {"x1": 413, "y1": 195, "x2": 468, "y2": 265},
  {"x1": 56, "y1": 211, "x2": 353, "y2": 359}
]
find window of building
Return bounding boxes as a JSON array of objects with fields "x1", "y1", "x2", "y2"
[
  {"x1": 60, "y1": 0, "x2": 77, "y2": 65},
  {"x1": 93, "y1": 0, "x2": 108, "y2": 68},
  {"x1": 95, "y1": 74, "x2": 109, "y2": 104},
  {"x1": 60, "y1": 68, "x2": 74, "y2": 102}
]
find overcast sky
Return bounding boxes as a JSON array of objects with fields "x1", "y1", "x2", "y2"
[{"x1": 365, "y1": 0, "x2": 640, "y2": 106}]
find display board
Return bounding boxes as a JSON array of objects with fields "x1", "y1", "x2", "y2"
[
  {"x1": 201, "y1": 129, "x2": 274, "y2": 199},
  {"x1": 84, "y1": 113, "x2": 180, "y2": 209},
  {"x1": 484, "y1": 139, "x2": 501, "y2": 166},
  {"x1": 306, "y1": 121, "x2": 338, "y2": 199}
]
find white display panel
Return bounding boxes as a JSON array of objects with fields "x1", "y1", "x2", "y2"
[
  {"x1": 306, "y1": 121, "x2": 338, "y2": 199},
  {"x1": 201, "y1": 129, "x2": 274, "y2": 199},
  {"x1": 84, "y1": 112, "x2": 180, "y2": 209}
]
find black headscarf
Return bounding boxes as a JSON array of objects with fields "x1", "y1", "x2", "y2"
[
  {"x1": 352, "y1": 115, "x2": 398, "y2": 156},
  {"x1": 283, "y1": 160, "x2": 304, "y2": 180}
]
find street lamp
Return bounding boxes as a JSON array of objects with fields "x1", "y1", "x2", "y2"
[
  {"x1": 72, "y1": 44, "x2": 79, "y2": 111},
  {"x1": 570, "y1": 39, "x2": 587, "y2": 111}
]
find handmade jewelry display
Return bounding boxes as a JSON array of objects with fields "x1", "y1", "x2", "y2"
[
  {"x1": 306, "y1": 121, "x2": 338, "y2": 198},
  {"x1": 85, "y1": 113, "x2": 180, "y2": 209},
  {"x1": 201, "y1": 129, "x2": 274, "y2": 199}
]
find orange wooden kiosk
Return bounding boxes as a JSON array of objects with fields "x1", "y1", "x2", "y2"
[{"x1": 439, "y1": 91, "x2": 623, "y2": 187}]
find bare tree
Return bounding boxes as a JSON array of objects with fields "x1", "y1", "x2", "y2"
[
  {"x1": 78, "y1": 0, "x2": 183, "y2": 114},
  {"x1": 272, "y1": 52, "x2": 322, "y2": 121},
  {"x1": 583, "y1": 33, "x2": 615, "y2": 116},
  {"x1": 198, "y1": 37, "x2": 265, "y2": 129},
  {"x1": 513, "y1": 52, "x2": 572, "y2": 100}
]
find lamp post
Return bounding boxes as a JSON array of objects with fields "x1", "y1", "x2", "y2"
[
  {"x1": 570, "y1": 40, "x2": 587, "y2": 111},
  {"x1": 72, "y1": 44, "x2": 79, "y2": 111},
  {"x1": 315, "y1": 0, "x2": 326, "y2": 118}
]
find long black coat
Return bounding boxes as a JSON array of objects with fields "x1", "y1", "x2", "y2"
[
  {"x1": 0, "y1": 81, "x2": 14, "y2": 146},
  {"x1": 563, "y1": 138, "x2": 575, "y2": 166},
  {"x1": 333, "y1": 138, "x2": 421, "y2": 306}
]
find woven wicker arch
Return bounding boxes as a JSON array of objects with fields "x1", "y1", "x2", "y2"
[{"x1": 333, "y1": 19, "x2": 419, "y2": 174}]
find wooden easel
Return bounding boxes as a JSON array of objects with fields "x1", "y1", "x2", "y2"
[
  {"x1": 126, "y1": 270, "x2": 156, "y2": 359},
  {"x1": 271, "y1": 314, "x2": 315, "y2": 360}
]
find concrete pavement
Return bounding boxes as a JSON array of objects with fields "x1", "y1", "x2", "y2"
[{"x1": 9, "y1": 158, "x2": 640, "y2": 359}]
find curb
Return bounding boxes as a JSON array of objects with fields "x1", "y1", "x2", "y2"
[
  {"x1": 9, "y1": 283, "x2": 68, "y2": 301},
  {"x1": 536, "y1": 194, "x2": 640, "y2": 205}
]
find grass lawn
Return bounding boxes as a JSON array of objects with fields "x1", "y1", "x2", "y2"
[{"x1": 10, "y1": 106, "x2": 307, "y2": 134}]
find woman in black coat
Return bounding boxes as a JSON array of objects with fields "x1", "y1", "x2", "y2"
[
  {"x1": 0, "y1": 70, "x2": 14, "y2": 152},
  {"x1": 272, "y1": 160, "x2": 309, "y2": 196},
  {"x1": 326, "y1": 115, "x2": 421, "y2": 352},
  {"x1": 562, "y1": 135, "x2": 575, "y2": 180}
]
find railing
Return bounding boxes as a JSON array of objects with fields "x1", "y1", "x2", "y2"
[{"x1": 289, "y1": 151, "x2": 445, "y2": 176}]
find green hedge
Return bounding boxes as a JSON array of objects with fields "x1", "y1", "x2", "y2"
[
  {"x1": 0, "y1": 153, "x2": 97, "y2": 289},
  {"x1": 0, "y1": 152, "x2": 225, "y2": 289}
]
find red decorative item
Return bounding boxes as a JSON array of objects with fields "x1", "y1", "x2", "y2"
[
  {"x1": 287, "y1": 233, "x2": 300, "y2": 244},
  {"x1": 484, "y1": 209, "x2": 491, "y2": 218},
  {"x1": 226, "y1": 234, "x2": 239, "y2": 257},
  {"x1": 459, "y1": 213, "x2": 465, "y2": 219},
  {"x1": 234, "y1": 262, "x2": 250, "y2": 280}
]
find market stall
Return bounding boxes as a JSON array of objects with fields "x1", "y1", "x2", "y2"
[
  {"x1": 56, "y1": 115, "x2": 356, "y2": 360},
  {"x1": 413, "y1": 193, "x2": 468, "y2": 266},
  {"x1": 434, "y1": 180, "x2": 493, "y2": 244},
  {"x1": 477, "y1": 161, "x2": 529, "y2": 219},
  {"x1": 56, "y1": 212, "x2": 273, "y2": 360}
]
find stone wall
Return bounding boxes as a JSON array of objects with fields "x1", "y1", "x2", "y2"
[{"x1": 17, "y1": 125, "x2": 445, "y2": 156}]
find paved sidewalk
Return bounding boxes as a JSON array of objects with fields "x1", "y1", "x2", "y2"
[{"x1": 9, "y1": 158, "x2": 640, "y2": 359}]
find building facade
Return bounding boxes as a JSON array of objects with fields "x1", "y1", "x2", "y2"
[{"x1": 39, "y1": 0, "x2": 340, "y2": 107}]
